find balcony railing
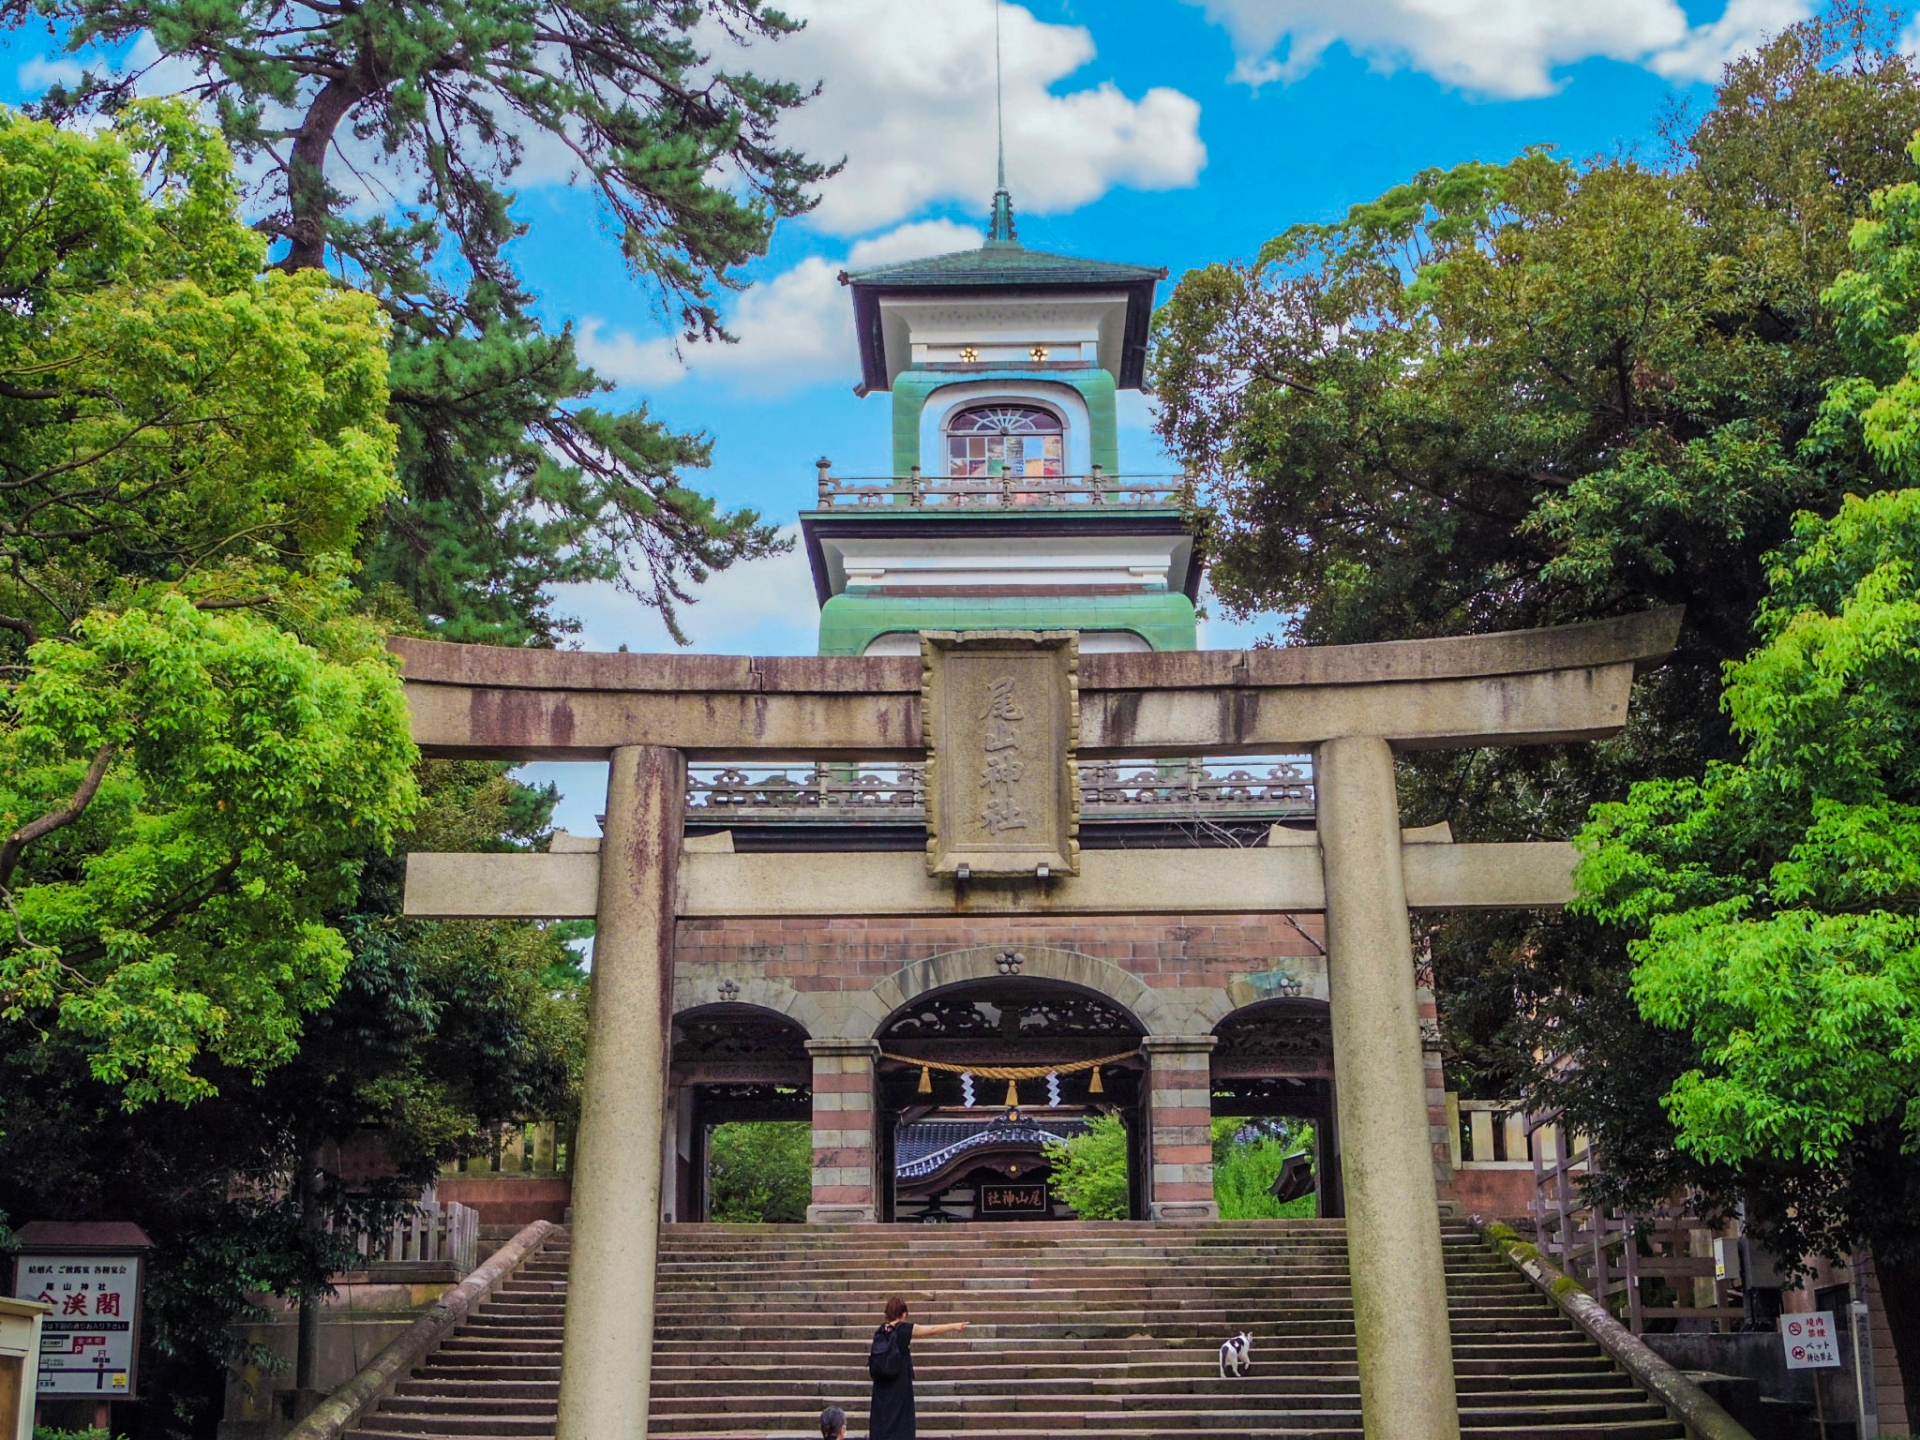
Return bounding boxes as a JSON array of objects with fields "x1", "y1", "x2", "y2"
[
  {"x1": 685, "y1": 758, "x2": 1314, "y2": 826},
  {"x1": 810, "y1": 462, "x2": 1194, "y2": 512}
]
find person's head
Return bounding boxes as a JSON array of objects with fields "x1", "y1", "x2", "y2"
[
  {"x1": 819, "y1": 1405, "x2": 847, "y2": 1440},
  {"x1": 884, "y1": 1295, "x2": 909, "y2": 1323}
]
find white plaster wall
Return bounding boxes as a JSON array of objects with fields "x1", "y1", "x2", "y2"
[
  {"x1": 831, "y1": 534, "x2": 1180, "y2": 591},
  {"x1": 879, "y1": 295, "x2": 1128, "y2": 384}
]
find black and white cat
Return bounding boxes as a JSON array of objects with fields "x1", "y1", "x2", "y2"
[{"x1": 1218, "y1": 1332, "x2": 1253, "y2": 1379}]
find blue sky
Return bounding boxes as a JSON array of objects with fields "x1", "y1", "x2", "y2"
[{"x1": 0, "y1": 0, "x2": 1866, "y2": 829}]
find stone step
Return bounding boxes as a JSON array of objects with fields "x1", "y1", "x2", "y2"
[{"x1": 355, "y1": 1225, "x2": 1690, "y2": 1440}]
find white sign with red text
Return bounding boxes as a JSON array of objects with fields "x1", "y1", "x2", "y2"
[
  {"x1": 1782, "y1": 1310, "x2": 1841, "y2": 1370},
  {"x1": 13, "y1": 1255, "x2": 141, "y2": 1395}
]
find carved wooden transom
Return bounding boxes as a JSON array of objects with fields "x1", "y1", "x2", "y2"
[{"x1": 884, "y1": 984, "x2": 1140, "y2": 1041}]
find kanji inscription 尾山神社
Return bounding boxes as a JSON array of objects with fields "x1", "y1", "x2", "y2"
[{"x1": 922, "y1": 631, "x2": 1079, "y2": 879}]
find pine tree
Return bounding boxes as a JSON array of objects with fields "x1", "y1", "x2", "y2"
[{"x1": 15, "y1": 0, "x2": 835, "y2": 642}]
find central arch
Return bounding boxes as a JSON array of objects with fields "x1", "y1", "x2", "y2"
[
  {"x1": 864, "y1": 943, "x2": 1177, "y2": 1037},
  {"x1": 870, "y1": 952, "x2": 1154, "y2": 1222}
]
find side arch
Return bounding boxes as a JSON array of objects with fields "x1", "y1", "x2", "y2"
[{"x1": 671, "y1": 974, "x2": 830, "y2": 1038}]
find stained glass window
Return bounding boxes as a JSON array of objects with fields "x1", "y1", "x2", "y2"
[{"x1": 946, "y1": 404, "x2": 1065, "y2": 478}]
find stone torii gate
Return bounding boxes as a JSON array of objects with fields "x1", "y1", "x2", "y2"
[{"x1": 399, "y1": 608, "x2": 1680, "y2": 1440}]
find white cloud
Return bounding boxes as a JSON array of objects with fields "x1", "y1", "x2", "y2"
[
  {"x1": 18, "y1": 55, "x2": 86, "y2": 91},
  {"x1": 1186, "y1": 0, "x2": 1810, "y2": 99},
  {"x1": 1645, "y1": 0, "x2": 1811, "y2": 83},
  {"x1": 577, "y1": 219, "x2": 981, "y2": 394},
  {"x1": 555, "y1": 529, "x2": 820, "y2": 656},
  {"x1": 751, "y1": 0, "x2": 1205, "y2": 234}
]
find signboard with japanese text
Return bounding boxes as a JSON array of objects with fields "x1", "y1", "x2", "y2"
[
  {"x1": 1782, "y1": 1311, "x2": 1841, "y2": 1370},
  {"x1": 11, "y1": 1256, "x2": 141, "y2": 1397},
  {"x1": 976, "y1": 1183, "x2": 1049, "y2": 1217},
  {"x1": 922, "y1": 631, "x2": 1079, "y2": 880}
]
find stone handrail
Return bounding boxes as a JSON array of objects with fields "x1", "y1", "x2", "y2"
[
  {"x1": 283, "y1": 1218, "x2": 556, "y2": 1440},
  {"x1": 1475, "y1": 1219, "x2": 1755, "y2": 1440}
]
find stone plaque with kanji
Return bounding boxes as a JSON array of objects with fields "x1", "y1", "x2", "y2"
[{"x1": 922, "y1": 630, "x2": 1079, "y2": 879}]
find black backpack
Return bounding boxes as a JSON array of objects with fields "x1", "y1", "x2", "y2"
[{"x1": 868, "y1": 1323, "x2": 906, "y2": 1382}]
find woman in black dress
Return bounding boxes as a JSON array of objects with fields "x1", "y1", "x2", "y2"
[{"x1": 868, "y1": 1295, "x2": 969, "y2": 1440}]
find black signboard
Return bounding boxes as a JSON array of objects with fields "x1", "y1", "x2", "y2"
[{"x1": 976, "y1": 1183, "x2": 1049, "y2": 1218}]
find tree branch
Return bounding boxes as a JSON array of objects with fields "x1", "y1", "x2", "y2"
[{"x1": 0, "y1": 743, "x2": 115, "y2": 890}]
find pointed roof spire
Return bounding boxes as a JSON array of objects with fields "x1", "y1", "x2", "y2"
[{"x1": 985, "y1": 0, "x2": 1019, "y2": 249}]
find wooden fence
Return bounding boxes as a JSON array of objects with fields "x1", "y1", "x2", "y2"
[
  {"x1": 343, "y1": 1194, "x2": 480, "y2": 1279},
  {"x1": 1527, "y1": 1107, "x2": 1742, "y2": 1333}
]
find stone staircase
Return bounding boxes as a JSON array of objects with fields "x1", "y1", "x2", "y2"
[{"x1": 347, "y1": 1222, "x2": 1689, "y2": 1440}]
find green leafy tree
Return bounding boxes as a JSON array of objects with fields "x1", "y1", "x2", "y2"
[
  {"x1": 0, "y1": 760, "x2": 587, "y2": 1440},
  {"x1": 1153, "y1": 8, "x2": 1915, "y2": 669},
  {"x1": 13, "y1": 0, "x2": 830, "y2": 643},
  {"x1": 1572, "y1": 152, "x2": 1920, "y2": 1404},
  {"x1": 1573, "y1": 487, "x2": 1920, "y2": 1406},
  {"x1": 0, "y1": 103, "x2": 418, "y2": 1105},
  {"x1": 1211, "y1": 1117, "x2": 1316, "y2": 1220},
  {"x1": 1042, "y1": 1114, "x2": 1131, "y2": 1220},
  {"x1": 1148, "y1": 9, "x2": 1920, "y2": 1226},
  {"x1": 706, "y1": 1121, "x2": 810, "y2": 1224}
]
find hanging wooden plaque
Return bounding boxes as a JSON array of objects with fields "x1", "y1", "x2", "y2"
[{"x1": 922, "y1": 630, "x2": 1079, "y2": 880}]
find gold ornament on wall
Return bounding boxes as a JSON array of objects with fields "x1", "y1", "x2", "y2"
[
  {"x1": 958, "y1": 345, "x2": 979, "y2": 362},
  {"x1": 1029, "y1": 345, "x2": 1050, "y2": 361}
]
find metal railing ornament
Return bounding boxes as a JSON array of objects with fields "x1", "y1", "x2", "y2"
[
  {"x1": 685, "y1": 757, "x2": 1314, "y2": 824},
  {"x1": 810, "y1": 464, "x2": 1196, "y2": 511}
]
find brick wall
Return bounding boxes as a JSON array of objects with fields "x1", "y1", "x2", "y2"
[{"x1": 676, "y1": 912, "x2": 1326, "y2": 998}]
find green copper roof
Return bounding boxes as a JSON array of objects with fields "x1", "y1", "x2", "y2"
[
  {"x1": 842, "y1": 225, "x2": 1165, "y2": 392},
  {"x1": 843, "y1": 243, "x2": 1164, "y2": 289}
]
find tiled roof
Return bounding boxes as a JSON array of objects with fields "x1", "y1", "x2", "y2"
[
  {"x1": 895, "y1": 1117, "x2": 1088, "y2": 1177},
  {"x1": 844, "y1": 244, "x2": 1165, "y2": 289}
]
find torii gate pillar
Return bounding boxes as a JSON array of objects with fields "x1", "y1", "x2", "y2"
[
  {"x1": 1320, "y1": 735, "x2": 1459, "y2": 1440},
  {"x1": 555, "y1": 745, "x2": 683, "y2": 1440}
]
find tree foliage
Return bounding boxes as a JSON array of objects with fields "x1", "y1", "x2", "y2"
[
  {"x1": 0, "y1": 104, "x2": 418, "y2": 1106},
  {"x1": 12, "y1": 0, "x2": 828, "y2": 643},
  {"x1": 1150, "y1": 13, "x2": 1920, "y2": 1400},
  {"x1": 706, "y1": 1120, "x2": 810, "y2": 1224},
  {"x1": 0, "y1": 759, "x2": 587, "y2": 1439},
  {"x1": 1212, "y1": 1117, "x2": 1315, "y2": 1220},
  {"x1": 1154, "y1": 9, "x2": 1916, "y2": 669},
  {"x1": 1149, "y1": 14, "x2": 1917, "y2": 1096},
  {"x1": 1041, "y1": 1114, "x2": 1131, "y2": 1221},
  {"x1": 1573, "y1": 151, "x2": 1920, "y2": 1393},
  {"x1": 1575, "y1": 485, "x2": 1920, "y2": 1399}
]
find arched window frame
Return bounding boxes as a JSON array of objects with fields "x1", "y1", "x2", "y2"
[{"x1": 944, "y1": 400, "x2": 1067, "y2": 479}]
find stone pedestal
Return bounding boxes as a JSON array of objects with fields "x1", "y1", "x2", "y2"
[
  {"x1": 807, "y1": 1038, "x2": 881, "y2": 1224},
  {"x1": 1317, "y1": 735, "x2": 1461, "y2": 1440},
  {"x1": 1142, "y1": 1034, "x2": 1218, "y2": 1222},
  {"x1": 556, "y1": 747, "x2": 683, "y2": 1440}
]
